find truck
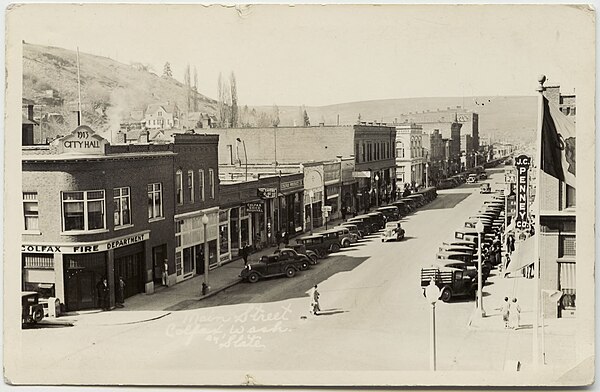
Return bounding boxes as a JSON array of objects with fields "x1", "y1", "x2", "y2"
[{"x1": 420, "y1": 266, "x2": 477, "y2": 302}]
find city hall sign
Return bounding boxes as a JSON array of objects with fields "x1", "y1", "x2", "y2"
[{"x1": 52, "y1": 125, "x2": 108, "y2": 155}]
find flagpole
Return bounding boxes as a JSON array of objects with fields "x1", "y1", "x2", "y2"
[
  {"x1": 532, "y1": 74, "x2": 546, "y2": 368},
  {"x1": 76, "y1": 47, "x2": 82, "y2": 126}
]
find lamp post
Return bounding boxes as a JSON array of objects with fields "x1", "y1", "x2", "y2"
[
  {"x1": 424, "y1": 278, "x2": 441, "y2": 371},
  {"x1": 309, "y1": 189, "x2": 314, "y2": 235},
  {"x1": 425, "y1": 163, "x2": 430, "y2": 188},
  {"x1": 374, "y1": 173, "x2": 380, "y2": 207},
  {"x1": 475, "y1": 219, "x2": 486, "y2": 317},
  {"x1": 202, "y1": 213, "x2": 210, "y2": 295},
  {"x1": 541, "y1": 289, "x2": 562, "y2": 365},
  {"x1": 236, "y1": 137, "x2": 248, "y2": 181}
]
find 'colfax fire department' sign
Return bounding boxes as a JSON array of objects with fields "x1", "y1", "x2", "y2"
[
  {"x1": 52, "y1": 125, "x2": 108, "y2": 155},
  {"x1": 514, "y1": 155, "x2": 531, "y2": 230},
  {"x1": 21, "y1": 231, "x2": 150, "y2": 254}
]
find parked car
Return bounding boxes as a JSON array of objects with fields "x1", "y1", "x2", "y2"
[
  {"x1": 381, "y1": 221, "x2": 405, "y2": 242},
  {"x1": 442, "y1": 239, "x2": 477, "y2": 250},
  {"x1": 366, "y1": 212, "x2": 387, "y2": 230},
  {"x1": 376, "y1": 206, "x2": 400, "y2": 222},
  {"x1": 343, "y1": 219, "x2": 370, "y2": 237},
  {"x1": 22, "y1": 291, "x2": 44, "y2": 325},
  {"x1": 438, "y1": 244, "x2": 475, "y2": 255},
  {"x1": 296, "y1": 235, "x2": 331, "y2": 258},
  {"x1": 401, "y1": 197, "x2": 418, "y2": 211},
  {"x1": 407, "y1": 194, "x2": 426, "y2": 207},
  {"x1": 275, "y1": 244, "x2": 318, "y2": 264},
  {"x1": 391, "y1": 201, "x2": 411, "y2": 216},
  {"x1": 437, "y1": 178, "x2": 456, "y2": 190},
  {"x1": 420, "y1": 266, "x2": 477, "y2": 302},
  {"x1": 337, "y1": 223, "x2": 362, "y2": 240},
  {"x1": 479, "y1": 172, "x2": 488, "y2": 180},
  {"x1": 240, "y1": 252, "x2": 305, "y2": 283},
  {"x1": 322, "y1": 228, "x2": 353, "y2": 248},
  {"x1": 437, "y1": 250, "x2": 475, "y2": 264},
  {"x1": 352, "y1": 214, "x2": 379, "y2": 233},
  {"x1": 480, "y1": 183, "x2": 491, "y2": 193},
  {"x1": 320, "y1": 230, "x2": 346, "y2": 252}
]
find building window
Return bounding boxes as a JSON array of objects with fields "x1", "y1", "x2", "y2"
[
  {"x1": 396, "y1": 141, "x2": 404, "y2": 158},
  {"x1": 23, "y1": 192, "x2": 38, "y2": 231},
  {"x1": 559, "y1": 235, "x2": 576, "y2": 257},
  {"x1": 113, "y1": 187, "x2": 131, "y2": 227},
  {"x1": 187, "y1": 170, "x2": 194, "y2": 203},
  {"x1": 566, "y1": 185, "x2": 576, "y2": 208},
  {"x1": 147, "y1": 183, "x2": 163, "y2": 220},
  {"x1": 209, "y1": 169, "x2": 215, "y2": 199},
  {"x1": 176, "y1": 169, "x2": 183, "y2": 205},
  {"x1": 558, "y1": 261, "x2": 576, "y2": 314},
  {"x1": 62, "y1": 190, "x2": 105, "y2": 232},
  {"x1": 355, "y1": 143, "x2": 360, "y2": 163},
  {"x1": 199, "y1": 169, "x2": 205, "y2": 201},
  {"x1": 361, "y1": 143, "x2": 366, "y2": 163}
]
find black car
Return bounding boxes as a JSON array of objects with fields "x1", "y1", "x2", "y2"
[{"x1": 240, "y1": 251, "x2": 306, "y2": 283}]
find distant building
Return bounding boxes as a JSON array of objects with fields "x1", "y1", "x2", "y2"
[
  {"x1": 182, "y1": 112, "x2": 217, "y2": 129},
  {"x1": 145, "y1": 102, "x2": 180, "y2": 129},
  {"x1": 394, "y1": 123, "x2": 424, "y2": 188},
  {"x1": 22, "y1": 98, "x2": 39, "y2": 146}
]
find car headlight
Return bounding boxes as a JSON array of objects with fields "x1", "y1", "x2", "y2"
[{"x1": 246, "y1": 265, "x2": 251, "y2": 270}]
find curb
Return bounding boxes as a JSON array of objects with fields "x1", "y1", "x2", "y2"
[{"x1": 198, "y1": 278, "x2": 243, "y2": 301}]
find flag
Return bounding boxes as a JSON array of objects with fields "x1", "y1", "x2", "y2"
[{"x1": 541, "y1": 96, "x2": 576, "y2": 188}]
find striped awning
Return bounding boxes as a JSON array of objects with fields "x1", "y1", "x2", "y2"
[{"x1": 559, "y1": 261, "x2": 576, "y2": 290}]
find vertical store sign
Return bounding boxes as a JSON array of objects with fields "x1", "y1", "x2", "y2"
[{"x1": 514, "y1": 155, "x2": 531, "y2": 229}]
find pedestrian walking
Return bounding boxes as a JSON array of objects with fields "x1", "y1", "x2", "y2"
[
  {"x1": 500, "y1": 297, "x2": 511, "y2": 329},
  {"x1": 162, "y1": 259, "x2": 169, "y2": 287},
  {"x1": 511, "y1": 298, "x2": 521, "y2": 329},
  {"x1": 96, "y1": 277, "x2": 109, "y2": 311},
  {"x1": 116, "y1": 276, "x2": 126, "y2": 308},
  {"x1": 311, "y1": 285, "x2": 321, "y2": 315},
  {"x1": 341, "y1": 206, "x2": 347, "y2": 220},
  {"x1": 507, "y1": 234, "x2": 515, "y2": 254},
  {"x1": 240, "y1": 242, "x2": 249, "y2": 266},
  {"x1": 276, "y1": 230, "x2": 282, "y2": 249},
  {"x1": 283, "y1": 231, "x2": 290, "y2": 247}
]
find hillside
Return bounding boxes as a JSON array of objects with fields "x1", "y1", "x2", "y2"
[
  {"x1": 253, "y1": 96, "x2": 537, "y2": 145},
  {"x1": 23, "y1": 43, "x2": 217, "y2": 138}
]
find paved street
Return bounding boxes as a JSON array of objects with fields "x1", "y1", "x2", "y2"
[{"x1": 15, "y1": 168, "x2": 577, "y2": 385}]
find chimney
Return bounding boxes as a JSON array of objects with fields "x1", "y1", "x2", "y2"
[
  {"x1": 116, "y1": 130, "x2": 126, "y2": 144},
  {"x1": 140, "y1": 129, "x2": 149, "y2": 143}
]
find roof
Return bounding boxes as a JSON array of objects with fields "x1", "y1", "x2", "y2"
[{"x1": 146, "y1": 102, "x2": 179, "y2": 115}]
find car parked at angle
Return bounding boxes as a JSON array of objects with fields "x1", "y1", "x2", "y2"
[
  {"x1": 478, "y1": 172, "x2": 488, "y2": 180},
  {"x1": 420, "y1": 266, "x2": 477, "y2": 302},
  {"x1": 295, "y1": 235, "x2": 331, "y2": 258},
  {"x1": 416, "y1": 186, "x2": 438, "y2": 202},
  {"x1": 376, "y1": 206, "x2": 400, "y2": 222},
  {"x1": 336, "y1": 223, "x2": 362, "y2": 240},
  {"x1": 381, "y1": 221, "x2": 405, "y2": 242},
  {"x1": 22, "y1": 291, "x2": 44, "y2": 325},
  {"x1": 436, "y1": 250, "x2": 475, "y2": 264},
  {"x1": 466, "y1": 174, "x2": 478, "y2": 184},
  {"x1": 401, "y1": 197, "x2": 418, "y2": 211},
  {"x1": 407, "y1": 194, "x2": 426, "y2": 207},
  {"x1": 366, "y1": 212, "x2": 387, "y2": 230},
  {"x1": 240, "y1": 251, "x2": 306, "y2": 283},
  {"x1": 391, "y1": 200, "x2": 411, "y2": 216},
  {"x1": 343, "y1": 219, "x2": 370, "y2": 237},
  {"x1": 322, "y1": 228, "x2": 353, "y2": 249},
  {"x1": 437, "y1": 178, "x2": 456, "y2": 190},
  {"x1": 275, "y1": 244, "x2": 319, "y2": 264},
  {"x1": 442, "y1": 239, "x2": 478, "y2": 250},
  {"x1": 438, "y1": 244, "x2": 475, "y2": 255}
]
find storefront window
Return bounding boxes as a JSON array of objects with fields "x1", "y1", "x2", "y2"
[
  {"x1": 175, "y1": 251, "x2": 182, "y2": 276},
  {"x1": 62, "y1": 190, "x2": 105, "y2": 232},
  {"x1": 230, "y1": 208, "x2": 240, "y2": 251},
  {"x1": 293, "y1": 193, "x2": 302, "y2": 231},
  {"x1": 209, "y1": 240, "x2": 218, "y2": 267},
  {"x1": 176, "y1": 169, "x2": 183, "y2": 205},
  {"x1": 219, "y1": 223, "x2": 229, "y2": 255},
  {"x1": 183, "y1": 247, "x2": 193, "y2": 275}
]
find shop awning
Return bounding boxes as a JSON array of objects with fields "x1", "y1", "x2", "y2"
[{"x1": 506, "y1": 236, "x2": 535, "y2": 273}]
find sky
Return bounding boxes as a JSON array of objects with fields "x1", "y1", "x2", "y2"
[{"x1": 7, "y1": 3, "x2": 595, "y2": 106}]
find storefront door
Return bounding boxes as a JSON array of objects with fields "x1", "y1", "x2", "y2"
[
  {"x1": 114, "y1": 250, "x2": 144, "y2": 299},
  {"x1": 152, "y1": 245, "x2": 167, "y2": 286},
  {"x1": 63, "y1": 253, "x2": 107, "y2": 311}
]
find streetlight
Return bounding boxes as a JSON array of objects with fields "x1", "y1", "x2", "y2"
[
  {"x1": 541, "y1": 289, "x2": 562, "y2": 365},
  {"x1": 475, "y1": 219, "x2": 486, "y2": 317},
  {"x1": 425, "y1": 163, "x2": 430, "y2": 188},
  {"x1": 424, "y1": 278, "x2": 441, "y2": 371},
  {"x1": 374, "y1": 173, "x2": 380, "y2": 207},
  {"x1": 236, "y1": 137, "x2": 248, "y2": 181},
  {"x1": 202, "y1": 213, "x2": 210, "y2": 295},
  {"x1": 308, "y1": 189, "x2": 314, "y2": 235}
]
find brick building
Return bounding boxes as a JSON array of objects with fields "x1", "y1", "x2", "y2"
[{"x1": 21, "y1": 126, "x2": 220, "y2": 311}]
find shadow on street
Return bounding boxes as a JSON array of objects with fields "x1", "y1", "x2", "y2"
[{"x1": 419, "y1": 193, "x2": 472, "y2": 211}]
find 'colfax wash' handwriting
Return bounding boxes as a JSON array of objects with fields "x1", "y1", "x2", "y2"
[{"x1": 165, "y1": 323, "x2": 224, "y2": 346}]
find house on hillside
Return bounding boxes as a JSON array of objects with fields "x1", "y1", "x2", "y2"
[
  {"x1": 22, "y1": 98, "x2": 40, "y2": 145},
  {"x1": 144, "y1": 102, "x2": 180, "y2": 130},
  {"x1": 182, "y1": 112, "x2": 217, "y2": 129}
]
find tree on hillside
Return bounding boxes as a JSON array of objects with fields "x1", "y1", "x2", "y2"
[
  {"x1": 230, "y1": 72, "x2": 238, "y2": 128},
  {"x1": 217, "y1": 73, "x2": 225, "y2": 127},
  {"x1": 272, "y1": 105, "x2": 280, "y2": 127},
  {"x1": 256, "y1": 111, "x2": 271, "y2": 127},
  {"x1": 303, "y1": 110, "x2": 310, "y2": 126},
  {"x1": 193, "y1": 67, "x2": 199, "y2": 112},
  {"x1": 162, "y1": 62, "x2": 173, "y2": 78},
  {"x1": 184, "y1": 64, "x2": 191, "y2": 113}
]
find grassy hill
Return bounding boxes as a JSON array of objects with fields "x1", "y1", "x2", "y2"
[
  {"x1": 23, "y1": 42, "x2": 217, "y2": 138},
  {"x1": 253, "y1": 95, "x2": 537, "y2": 145}
]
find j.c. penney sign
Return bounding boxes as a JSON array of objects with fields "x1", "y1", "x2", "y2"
[
  {"x1": 514, "y1": 155, "x2": 531, "y2": 229},
  {"x1": 21, "y1": 231, "x2": 150, "y2": 254}
]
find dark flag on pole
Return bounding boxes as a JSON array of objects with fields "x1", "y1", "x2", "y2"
[{"x1": 541, "y1": 96, "x2": 576, "y2": 188}]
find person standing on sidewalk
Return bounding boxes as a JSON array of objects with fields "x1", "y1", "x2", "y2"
[
  {"x1": 162, "y1": 259, "x2": 169, "y2": 287},
  {"x1": 116, "y1": 276, "x2": 126, "y2": 308},
  {"x1": 96, "y1": 277, "x2": 109, "y2": 311},
  {"x1": 500, "y1": 297, "x2": 511, "y2": 329},
  {"x1": 240, "y1": 242, "x2": 249, "y2": 266},
  {"x1": 511, "y1": 298, "x2": 521, "y2": 329}
]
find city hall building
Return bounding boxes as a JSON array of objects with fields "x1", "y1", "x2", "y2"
[{"x1": 22, "y1": 126, "x2": 219, "y2": 311}]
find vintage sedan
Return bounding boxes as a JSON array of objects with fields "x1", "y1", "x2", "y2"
[
  {"x1": 381, "y1": 221, "x2": 405, "y2": 242},
  {"x1": 22, "y1": 291, "x2": 44, "y2": 325},
  {"x1": 240, "y1": 252, "x2": 305, "y2": 283}
]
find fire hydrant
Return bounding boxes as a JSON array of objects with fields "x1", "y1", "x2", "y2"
[{"x1": 202, "y1": 283, "x2": 209, "y2": 296}]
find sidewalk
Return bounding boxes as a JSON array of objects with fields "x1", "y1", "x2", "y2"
[{"x1": 57, "y1": 216, "x2": 350, "y2": 325}]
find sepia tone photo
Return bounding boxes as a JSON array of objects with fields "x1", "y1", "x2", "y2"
[{"x1": 3, "y1": 3, "x2": 595, "y2": 387}]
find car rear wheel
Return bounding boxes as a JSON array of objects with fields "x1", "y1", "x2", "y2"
[
  {"x1": 331, "y1": 244, "x2": 340, "y2": 252},
  {"x1": 32, "y1": 307, "x2": 44, "y2": 323},
  {"x1": 285, "y1": 266, "x2": 296, "y2": 278},
  {"x1": 247, "y1": 272, "x2": 259, "y2": 283},
  {"x1": 300, "y1": 261, "x2": 309, "y2": 271},
  {"x1": 342, "y1": 239, "x2": 351, "y2": 248},
  {"x1": 440, "y1": 287, "x2": 452, "y2": 302}
]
